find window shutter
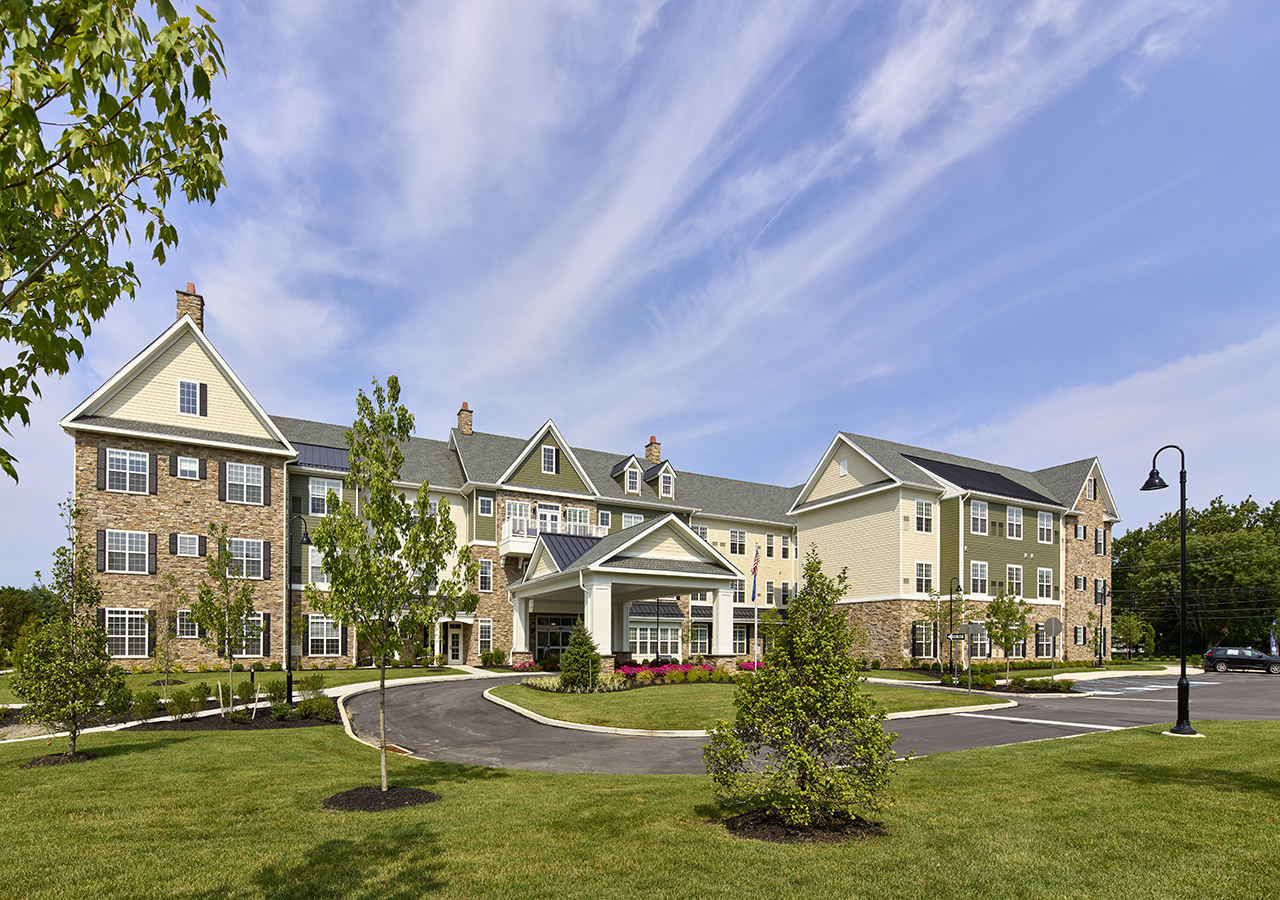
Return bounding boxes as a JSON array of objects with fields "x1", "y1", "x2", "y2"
[
  {"x1": 218, "y1": 461, "x2": 226, "y2": 501},
  {"x1": 97, "y1": 447, "x2": 106, "y2": 490},
  {"x1": 169, "y1": 533, "x2": 178, "y2": 555},
  {"x1": 169, "y1": 454, "x2": 177, "y2": 477},
  {"x1": 198, "y1": 623, "x2": 206, "y2": 639},
  {"x1": 554, "y1": 449, "x2": 560, "y2": 474},
  {"x1": 263, "y1": 467, "x2": 272, "y2": 506},
  {"x1": 301, "y1": 615, "x2": 309, "y2": 657},
  {"x1": 149, "y1": 453, "x2": 158, "y2": 494},
  {"x1": 199, "y1": 457, "x2": 207, "y2": 480},
  {"x1": 341, "y1": 624, "x2": 348, "y2": 657},
  {"x1": 96, "y1": 530, "x2": 106, "y2": 572},
  {"x1": 148, "y1": 533, "x2": 157, "y2": 574},
  {"x1": 199, "y1": 382, "x2": 208, "y2": 417},
  {"x1": 216, "y1": 640, "x2": 224, "y2": 658},
  {"x1": 262, "y1": 541, "x2": 271, "y2": 580},
  {"x1": 148, "y1": 612, "x2": 157, "y2": 657},
  {"x1": 198, "y1": 535, "x2": 207, "y2": 557},
  {"x1": 292, "y1": 496, "x2": 302, "y2": 514},
  {"x1": 97, "y1": 608, "x2": 106, "y2": 630}
]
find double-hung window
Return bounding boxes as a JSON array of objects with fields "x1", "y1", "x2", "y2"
[
  {"x1": 915, "y1": 500, "x2": 933, "y2": 533},
  {"x1": 689, "y1": 623, "x2": 709, "y2": 655},
  {"x1": 1094, "y1": 578, "x2": 1107, "y2": 605},
  {"x1": 780, "y1": 582, "x2": 789, "y2": 604},
  {"x1": 235, "y1": 612, "x2": 264, "y2": 657},
  {"x1": 1038, "y1": 568, "x2": 1054, "y2": 599},
  {"x1": 1086, "y1": 477, "x2": 1097, "y2": 501},
  {"x1": 969, "y1": 626, "x2": 990, "y2": 658},
  {"x1": 765, "y1": 581, "x2": 775, "y2": 605},
  {"x1": 1010, "y1": 637, "x2": 1026, "y2": 658},
  {"x1": 229, "y1": 539, "x2": 263, "y2": 579},
  {"x1": 309, "y1": 546, "x2": 328, "y2": 586},
  {"x1": 565, "y1": 507, "x2": 591, "y2": 536},
  {"x1": 621, "y1": 512, "x2": 644, "y2": 529},
  {"x1": 692, "y1": 524, "x2": 708, "y2": 540},
  {"x1": 478, "y1": 496, "x2": 494, "y2": 517},
  {"x1": 1007, "y1": 565, "x2": 1022, "y2": 598},
  {"x1": 912, "y1": 622, "x2": 937, "y2": 658},
  {"x1": 732, "y1": 625, "x2": 748, "y2": 655},
  {"x1": 107, "y1": 449, "x2": 149, "y2": 494},
  {"x1": 177, "y1": 610, "x2": 198, "y2": 639},
  {"x1": 1037, "y1": 511, "x2": 1054, "y2": 543},
  {"x1": 105, "y1": 608, "x2": 148, "y2": 657},
  {"x1": 107, "y1": 530, "x2": 148, "y2": 573},
  {"x1": 1074, "y1": 625, "x2": 1087, "y2": 645},
  {"x1": 1036, "y1": 624, "x2": 1053, "y2": 657},
  {"x1": 227, "y1": 463, "x2": 264, "y2": 505},
  {"x1": 541, "y1": 446, "x2": 557, "y2": 475},
  {"x1": 598, "y1": 510, "x2": 612, "y2": 529},
  {"x1": 309, "y1": 477, "x2": 341, "y2": 516},
  {"x1": 1095, "y1": 527, "x2": 1106, "y2": 556},
  {"x1": 1074, "y1": 575, "x2": 1086, "y2": 591},
  {"x1": 970, "y1": 561, "x2": 988, "y2": 595},
  {"x1": 478, "y1": 559, "x2": 493, "y2": 592},
  {"x1": 660, "y1": 473, "x2": 673, "y2": 498},
  {"x1": 1075, "y1": 523, "x2": 1087, "y2": 540},
  {"x1": 733, "y1": 580, "x2": 745, "y2": 603},
  {"x1": 729, "y1": 530, "x2": 746, "y2": 555},
  {"x1": 765, "y1": 534, "x2": 774, "y2": 557},
  {"x1": 309, "y1": 615, "x2": 341, "y2": 656},
  {"x1": 971, "y1": 500, "x2": 988, "y2": 535},
  {"x1": 625, "y1": 468, "x2": 639, "y2": 493},
  {"x1": 479, "y1": 619, "x2": 493, "y2": 653},
  {"x1": 1007, "y1": 507, "x2": 1023, "y2": 540},
  {"x1": 781, "y1": 535, "x2": 789, "y2": 559},
  {"x1": 177, "y1": 456, "x2": 199, "y2": 480},
  {"x1": 177, "y1": 533, "x2": 199, "y2": 557},
  {"x1": 915, "y1": 562, "x2": 933, "y2": 593},
  {"x1": 178, "y1": 379, "x2": 200, "y2": 416}
]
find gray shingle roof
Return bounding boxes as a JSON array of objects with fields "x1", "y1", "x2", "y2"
[
  {"x1": 70, "y1": 415, "x2": 288, "y2": 451},
  {"x1": 1033, "y1": 458, "x2": 1097, "y2": 509},
  {"x1": 598, "y1": 557, "x2": 734, "y2": 576},
  {"x1": 272, "y1": 415, "x2": 465, "y2": 490}
]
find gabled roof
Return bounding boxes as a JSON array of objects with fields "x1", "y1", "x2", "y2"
[
  {"x1": 643, "y1": 460, "x2": 675, "y2": 483},
  {"x1": 904, "y1": 455, "x2": 1058, "y2": 506},
  {"x1": 610, "y1": 455, "x2": 643, "y2": 477},
  {"x1": 273, "y1": 415, "x2": 465, "y2": 490},
  {"x1": 540, "y1": 532, "x2": 603, "y2": 570},
  {"x1": 1034, "y1": 457, "x2": 1122, "y2": 521},
  {"x1": 497, "y1": 419, "x2": 600, "y2": 494}
]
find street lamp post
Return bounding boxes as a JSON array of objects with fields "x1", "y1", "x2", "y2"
[
  {"x1": 948, "y1": 576, "x2": 961, "y2": 680},
  {"x1": 286, "y1": 514, "x2": 312, "y2": 706},
  {"x1": 1140, "y1": 446, "x2": 1196, "y2": 736}
]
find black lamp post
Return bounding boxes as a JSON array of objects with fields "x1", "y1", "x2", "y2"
[
  {"x1": 948, "y1": 575, "x2": 961, "y2": 680},
  {"x1": 286, "y1": 514, "x2": 312, "y2": 705},
  {"x1": 1140, "y1": 446, "x2": 1196, "y2": 736}
]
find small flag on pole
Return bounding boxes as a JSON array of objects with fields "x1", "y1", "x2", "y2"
[{"x1": 750, "y1": 546, "x2": 760, "y2": 602}]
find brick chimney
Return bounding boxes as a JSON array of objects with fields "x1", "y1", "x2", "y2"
[
  {"x1": 458, "y1": 402, "x2": 473, "y2": 435},
  {"x1": 645, "y1": 435, "x2": 661, "y2": 465},
  {"x1": 176, "y1": 283, "x2": 204, "y2": 331}
]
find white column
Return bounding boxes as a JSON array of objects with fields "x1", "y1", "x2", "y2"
[
  {"x1": 582, "y1": 578, "x2": 613, "y2": 653},
  {"x1": 712, "y1": 586, "x2": 733, "y2": 656},
  {"x1": 512, "y1": 598, "x2": 529, "y2": 653}
]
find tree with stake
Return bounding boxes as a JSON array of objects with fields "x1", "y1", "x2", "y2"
[
  {"x1": 704, "y1": 547, "x2": 896, "y2": 828},
  {"x1": 983, "y1": 589, "x2": 1032, "y2": 682},
  {"x1": 307, "y1": 376, "x2": 478, "y2": 792},
  {"x1": 182, "y1": 523, "x2": 259, "y2": 716}
]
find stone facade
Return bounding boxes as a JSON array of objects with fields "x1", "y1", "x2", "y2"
[{"x1": 1063, "y1": 482, "x2": 1113, "y2": 661}]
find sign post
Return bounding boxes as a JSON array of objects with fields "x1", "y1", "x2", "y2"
[
  {"x1": 966, "y1": 622, "x2": 988, "y2": 694},
  {"x1": 1044, "y1": 617, "x2": 1062, "y2": 682}
]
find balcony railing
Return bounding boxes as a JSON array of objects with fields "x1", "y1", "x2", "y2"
[{"x1": 501, "y1": 518, "x2": 609, "y2": 540}]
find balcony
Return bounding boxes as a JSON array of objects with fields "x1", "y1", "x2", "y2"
[{"x1": 500, "y1": 517, "x2": 609, "y2": 560}]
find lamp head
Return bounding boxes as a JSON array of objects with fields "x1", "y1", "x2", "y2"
[
  {"x1": 300, "y1": 527, "x2": 312, "y2": 546},
  {"x1": 1140, "y1": 468, "x2": 1168, "y2": 492}
]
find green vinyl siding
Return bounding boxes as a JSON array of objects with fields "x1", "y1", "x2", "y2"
[
  {"x1": 473, "y1": 490, "x2": 496, "y2": 542},
  {"x1": 288, "y1": 472, "x2": 353, "y2": 585},
  {"x1": 506, "y1": 434, "x2": 589, "y2": 494},
  {"x1": 939, "y1": 497, "x2": 960, "y2": 590},
  {"x1": 963, "y1": 503, "x2": 1059, "y2": 599}
]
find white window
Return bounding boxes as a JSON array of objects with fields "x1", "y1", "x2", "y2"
[
  {"x1": 178, "y1": 379, "x2": 199, "y2": 416},
  {"x1": 733, "y1": 580, "x2": 745, "y2": 603},
  {"x1": 729, "y1": 530, "x2": 746, "y2": 555},
  {"x1": 235, "y1": 612, "x2": 264, "y2": 657},
  {"x1": 479, "y1": 618, "x2": 493, "y2": 653},
  {"x1": 1036, "y1": 624, "x2": 1053, "y2": 657},
  {"x1": 308, "y1": 615, "x2": 341, "y2": 656},
  {"x1": 732, "y1": 625, "x2": 748, "y2": 655},
  {"x1": 971, "y1": 500, "x2": 988, "y2": 535},
  {"x1": 693, "y1": 524, "x2": 708, "y2": 540},
  {"x1": 177, "y1": 456, "x2": 199, "y2": 480},
  {"x1": 629, "y1": 625, "x2": 680, "y2": 657},
  {"x1": 690, "y1": 623, "x2": 709, "y2": 655},
  {"x1": 1086, "y1": 477, "x2": 1097, "y2": 501},
  {"x1": 1038, "y1": 568, "x2": 1054, "y2": 599},
  {"x1": 106, "y1": 608, "x2": 148, "y2": 657},
  {"x1": 1074, "y1": 575, "x2": 1086, "y2": 591},
  {"x1": 915, "y1": 500, "x2": 933, "y2": 533},
  {"x1": 839, "y1": 459, "x2": 848, "y2": 476},
  {"x1": 969, "y1": 626, "x2": 990, "y2": 659},
  {"x1": 176, "y1": 610, "x2": 198, "y2": 639},
  {"x1": 507, "y1": 500, "x2": 532, "y2": 534},
  {"x1": 915, "y1": 562, "x2": 932, "y2": 594},
  {"x1": 107, "y1": 529, "x2": 148, "y2": 573},
  {"x1": 912, "y1": 622, "x2": 937, "y2": 658},
  {"x1": 765, "y1": 581, "x2": 775, "y2": 605},
  {"x1": 1007, "y1": 507, "x2": 1023, "y2": 540},
  {"x1": 541, "y1": 446, "x2": 557, "y2": 475},
  {"x1": 227, "y1": 463, "x2": 264, "y2": 505},
  {"x1": 478, "y1": 496, "x2": 494, "y2": 517},
  {"x1": 177, "y1": 534, "x2": 199, "y2": 557},
  {"x1": 598, "y1": 510, "x2": 611, "y2": 529},
  {"x1": 107, "y1": 448, "x2": 148, "y2": 494},
  {"x1": 309, "y1": 477, "x2": 341, "y2": 516},
  {"x1": 622, "y1": 512, "x2": 644, "y2": 529},
  {"x1": 1075, "y1": 523, "x2": 1086, "y2": 540},
  {"x1": 970, "y1": 561, "x2": 988, "y2": 596},
  {"x1": 478, "y1": 558, "x2": 493, "y2": 592},
  {"x1": 309, "y1": 546, "x2": 328, "y2": 586},
  {"x1": 1007, "y1": 565, "x2": 1022, "y2": 598},
  {"x1": 765, "y1": 534, "x2": 774, "y2": 558},
  {"x1": 229, "y1": 539, "x2": 263, "y2": 579},
  {"x1": 660, "y1": 473, "x2": 673, "y2": 498},
  {"x1": 1095, "y1": 527, "x2": 1106, "y2": 556},
  {"x1": 780, "y1": 582, "x2": 789, "y2": 604},
  {"x1": 625, "y1": 468, "x2": 639, "y2": 493},
  {"x1": 1094, "y1": 578, "x2": 1107, "y2": 605},
  {"x1": 565, "y1": 507, "x2": 591, "y2": 535},
  {"x1": 1010, "y1": 638, "x2": 1026, "y2": 659},
  {"x1": 1074, "y1": 625, "x2": 1087, "y2": 646},
  {"x1": 1038, "y1": 511, "x2": 1053, "y2": 543},
  {"x1": 781, "y1": 535, "x2": 790, "y2": 559}
]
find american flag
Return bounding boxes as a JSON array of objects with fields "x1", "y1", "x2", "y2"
[{"x1": 750, "y1": 545, "x2": 760, "y2": 603}]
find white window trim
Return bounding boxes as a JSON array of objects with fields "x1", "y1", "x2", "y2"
[
  {"x1": 106, "y1": 448, "x2": 149, "y2": 494},
  {"x1": 1007, "y1": 507, "x2": 1023, "y2": 540},
  {"x1": 541, "y1": 445, "x2": 557, "y2": 475},
  {"x1": 478, "y1": 496, "x2": 494, "y2": 517},
  {"x1": 177, "y1": 456, "x2": 199, "y2": 480},
  {"x1": 732, "y1": 624, "x2": 748, "y2": 655},
  {"x1": 177, "y1": 533, "x2": 199, "y2": 557},
  {"x1": 308, "y1": 614, "x2": 342, "y2": 657},
  {"x1": 235, "y1": 611, "x2": 265, "y2": 658},
  {"x1": 1037, "y1": 511, "x2": 1054, "y2": 544},
  {"x1": 970, "y1": 561, "x2": 988, "y2": 596},
  {"x1": 176, "y1": 609, "x2": 198, "y2": 639},
  {"x1": 660, "y1": 472, "x2": 673, "y2": 499},
  {"x1": 765, "y1": 534, "x2": 774, "y2": 557},
  {"x1": 915, "y1": 561, "x2": 933, "y2": 594},
  {"x1": 1007, "y1": 564, "x2": 1023, "y2": 598},
  {"x1": 781, "y1": 535, "x2": 790, "y2": 559},
  {"x1": 227, "y1": 462, "x2": 264, "y2": 506},
  {"x1": 729, "y1": 529, "x2": 746, "y2": 556},
  {"x1": 765, "y1": 581, "x2": 775, "y2": 605},
  {"x1": 479, "y1": 618, "x2": 493, "y2": 653},
  {"x1": 915, "y1": 500, "x2": 933, "y2": 534},
  {"x1": 1038, "y1": 568, "x2": 1054, "y2": 599},
  {"x1": 178, "y1": 379, "x2": 200, "y2": 417},
  {"x1": 689, "y1": 623, "x2": 710, "y2": 655},
  {"x1": 839, "y1": 458, "x2": 848, "y2": 476},
  {"x1": 106, "y1": 607, "x2": 149, "y2": 657},
  {"x1": 478, "y1": 558, "x2": 493, "y2": 592},
  {"x1": 625, "y1": 466, "x2": 640, "y2": 494},
  {"x1": 106, "y1": 529, "x2": 149, "y2": 574},
  {"x1": 598, "y1": 510, "x2": 612, "y2": 528},
  {"x1": 621, "y1": 512, "x2": 644, "y2": 529},
  {"x1": 309, "y1": 477, "x2": 342, "y2": 517},
  {"x1": 971, "y1": 500, "x2": 988, "y2": 535},
  {"x1": 228, "y1": 538, "x2": 264, "y2": 580},
  {"x1": 309, "y1": 545, "x2": 329, "y2": 587}
]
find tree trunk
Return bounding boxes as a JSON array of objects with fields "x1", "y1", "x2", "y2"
[{"x1": 379, "y1": 653, "x2": 388, "y2": 791}]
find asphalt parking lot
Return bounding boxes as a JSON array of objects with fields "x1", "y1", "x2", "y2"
[{"x1": 342, "y1": 669, "x2": 1280, "y2": 774}]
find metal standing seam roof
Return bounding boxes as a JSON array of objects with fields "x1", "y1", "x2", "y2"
[
  {"x1": 539, "y1": 533, "x2": 603, "y2": 570},
  {"x1": 629, "y1": 601, "x2": 683, "y2": 618},
  {"x1": 272, "y1": 415, "x2": 466, "y2": 490},
  {"x1": 293, "y1": 442, "x2": 349, "y2": 471}
]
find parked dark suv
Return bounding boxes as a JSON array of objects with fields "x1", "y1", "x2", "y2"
[{"x1": 1202, "y1": 646, "x2": 1280, "y2": 674}]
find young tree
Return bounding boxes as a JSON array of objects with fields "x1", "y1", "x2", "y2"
[
  {"x1": 11, "y1": 500, "x2": 128, "y2": 755},
  {"x1": 307, "y1": 376, "x2": 479, "y2": 792},
  {"x1": 984, "y1": 589, "x2": 1032, "y2": 682},
  {"x1": 1111, "y1": 609, "x2": 1155, "y2": 660},
  {"x1": 915, "y1": 586, "x2": 976, "y2": 677},
  {"x1": 0, "y1": 585, "x2": 35, "y2": 655},
  {"x1": 0, "y1": 1, "x2": 227, "y2": 481},
  {"x1": 704, "y1": 547, "x2": 896, "y2": 827},
  {"x1": 151, "y1": 576, "x2": 184, "y2": 701},
  {"x1": 559, "y1": 619, "x2": 601, "y2": 690}
]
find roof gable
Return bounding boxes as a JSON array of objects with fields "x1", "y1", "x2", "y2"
[
  {"x1": 498, "y1": 420, "x2": 598, "y2": 495},
  {"x1": 789, "y1": 433, "x2": 900, "y2": 513}
]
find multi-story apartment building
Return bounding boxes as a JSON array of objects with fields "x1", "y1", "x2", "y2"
[{"x1": 60, "y1": 289, "x2": 1118, "y2": 671}]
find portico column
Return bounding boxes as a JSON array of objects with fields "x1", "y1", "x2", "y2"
[
  {"x1": 512, "y1": 597, "x2": 530, "y2": 653},
  {"x1": 582, "y1": 578, "x2": 613, "y2": 653},
  {"x1": 712, "y1": 586, "x2": 733, "y2": 656}
]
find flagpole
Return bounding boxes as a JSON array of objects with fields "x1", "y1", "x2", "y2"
[{"x1": 751, "y1": 544, "x2": 760, "y2": 666}]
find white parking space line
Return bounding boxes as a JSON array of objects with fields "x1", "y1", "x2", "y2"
[{"x1": 952, "y1": 713, "x2": 1125, "y2": 731}]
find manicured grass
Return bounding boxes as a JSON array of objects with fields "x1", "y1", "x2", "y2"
[
  {"x1": 863, "y1": 668, "x2": 938, "y2": 682},
  {"x1": 0, "y1": 666, "x2": 468, "y2": 705},
  {"x1": 490, "y1": 682, "x2": 997, "y2": 730},
  {"x1": 1006, "y1": 663, "x2": 1166, "y2": 679},
  {"x1": 2, "y1": 719, "x2": 1275, "y2": 898}
]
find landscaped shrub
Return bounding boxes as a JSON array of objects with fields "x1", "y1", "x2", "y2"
[
  {"x1": 480, "y1": 649, "x2": 494, "y2": 667},
  {"x1": 522, "y1": 674, "x2": 628, "y2": 694},
  {"x1": 871, "y1": 658, "x2": 882, "y2": 669},
  {"x1": 296, "y1": 696, "x2": 338, "y2": 722},
  {"x1": 270, "y1": 702, "x2": 292, "y2": 721},
  {"x1": 269, "y1": 661, "x2": 282, "y2": 671},
  {"x1": 131, "y1": 690, "x2": 161, "y2": 722},
  {"x1": 262, "y1": 678, "x2": 288, "y2": 705},
  {"x1": 226, "y1": 709, "x2": 249, "y2": 724},
  {"x1": 190, "y1": 682, "x2": 213, "y2": 709},
  {"x1": 1011, "y1": 676, "x2": 1028, "y2": 690},
  {"x1": 491, "y1": 648, "x2": 506, "y2": 666},
  {"x1": 634, "y1": 670, "x2": 655, "y2": 686},
  {"x1": 559, "y1": 620, "x2": 601, "y2": 689},
  {"x1": 167, "y1": 689, "x2": 195, "y2": 721},
  {"x1": 233, "y1": 679, "x2": 257, "y2": 708},
  {"x1": 940, "y1": 675, "x2": 954, "y2": 686},
  {"x1": 298, "y1": 673, "x2": 328, "y2": 701},
  {"x1": 196, "y1": 663, "x2": 209, "y2": 673},
  {"x1": 252, "y1": 661, "x2": 265, "y2": 672},
  {"x1": 232, "y1": 662, "x2": 245, "y2": 672},
  {"x1": 667, "y1": 669, "x2": 686, "y2": 683}
]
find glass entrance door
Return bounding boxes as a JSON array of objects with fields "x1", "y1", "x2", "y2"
[
  {"x1": 537, "y1": 503, "x2": 560, "y2": 535},
  {"x1": 448, "y1": 627, "x2": 463, "y2": 664}
]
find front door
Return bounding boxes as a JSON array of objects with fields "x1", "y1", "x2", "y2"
[
  {"x1": 537, "y1": 503, "x2": 560, "y2": 535},
  {"x1": 448, "y1": 626, "x2": 463, "y2": 665}
]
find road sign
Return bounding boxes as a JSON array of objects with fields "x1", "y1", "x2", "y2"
[
  {"x1": 946, "y1": 632, "x2": 966, "y2": 641},
  {"x1": 967, "y1": 622, "x2": 988, "y2": 638},
  {"x1": 1044, "y1": 617, "x2": 1062, "y2": 639}
]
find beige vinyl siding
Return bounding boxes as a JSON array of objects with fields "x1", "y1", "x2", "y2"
[
  {"x1": 797, "y1": 489, "x2": 900, "y2": 597},
  {"x1": 694, "y1": 517, "x2": 791, "y2": 593},
  {"x1": 507, "y1": 434, "x2": 589, "y2": 494},
  {"x1": 531, "y1": 552, "x2": 558, "y2": 578},
  {"x1": 96, "y1": 331, "x2": 273, "y2": 440},
  {"x1": 622, "y1": 527, "x2": 707, "y2": 562},
  {"x1": 900, "y1": 494, "x2": 940, "y2": 594},
  {"x1": 808, "y1": 446, "x2": 887, "y2": 502}
]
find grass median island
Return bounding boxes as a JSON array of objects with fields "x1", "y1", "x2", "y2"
[
  {"x1": 1, "y1": 720, "x2": 1276, "y2": 898},
  {"x1": 489, "y1": 682, "x2": 999, "y2": 730}
]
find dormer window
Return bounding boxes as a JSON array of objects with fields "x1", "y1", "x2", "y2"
[
  {"x1": 626, "y1": 468, "x2": 639, "y2": 493},
  {"x1": 660, "y1": 473, "x2": 673, "y2": 498}
]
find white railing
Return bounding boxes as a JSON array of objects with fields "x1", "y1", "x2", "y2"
[{"x1": 501, "y1": 518, "x2": 609, "y2": 540}]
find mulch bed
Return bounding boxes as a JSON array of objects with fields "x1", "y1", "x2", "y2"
[
  {"x1": 126, "y1": 715, "x2": 339, "y2": 732},
  {"x1": 322, "y1": 785, "x2": 441, "y2": 812},
  {"x1": 20, "y1": 752, "x2": 97, "y2": 769},
  {"x1": 720, "y1": 807, "x2": 888, "y2": 844}
]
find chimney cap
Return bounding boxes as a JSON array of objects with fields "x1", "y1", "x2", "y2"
[
  {"x1": 460, "y1": 402, "x2": 469, "y2": 410},
  {"x1": 649, "y1": 435, "x2": 656, "y2": 443},
  {"x1": 185, "y1": 282, "x2": 196, "y2": 293}
]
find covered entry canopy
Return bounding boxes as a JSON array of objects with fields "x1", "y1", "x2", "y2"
[{"x1": 508, "y1": 513, "x2": 744, "y2": 657}]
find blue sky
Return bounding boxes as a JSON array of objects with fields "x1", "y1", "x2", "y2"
[{"x1": 3, "y1": 0, "x2": 1279, "y2": 586}]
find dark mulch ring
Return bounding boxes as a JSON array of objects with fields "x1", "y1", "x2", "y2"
[
  {"x1": 126, "y1": 715, "x2": 339, "y2": 732},
  {"x1": 21, "y1": 752, "x2": 97, "y2": 769},
  {"x1": 323, "y1": 785, "x2": 441, "y2": 812},
  {"x1": 720, "y1": 807, "x2": 888, "y2": 844},
  {"x1": 147, "y1": 678, "x2": 186, "y2": 687}
]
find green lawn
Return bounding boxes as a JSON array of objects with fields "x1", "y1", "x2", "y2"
[
  {"x1": 2, "y1": 719, "x2": 1275, "y2": 898},
  {"x1": 0, "y1": 666, "x2": 468, "y2": 705},
  {"x1": 489, "y1": 682, "x2": 997, "y2": 730},
  {"x1": 1005, "y1": 663, "x2": 1167, "y2": 679},
  {"x1": 862, "y1": 668, "x2": 938, "y2": 682}
]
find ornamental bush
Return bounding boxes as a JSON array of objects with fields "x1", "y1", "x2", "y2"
[
  {"x1": 296, "y1": 696, "x2": 338, "y2": 722},
  {"x1": 131, "y1": 690, "x2": 161, "y2": 722},
  {"x1": 167, "y1": 689, "x2": 195, "y2": 721}
]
